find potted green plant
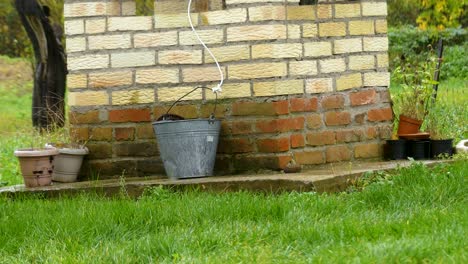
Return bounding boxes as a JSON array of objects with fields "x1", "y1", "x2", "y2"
[
  {"x1": 384, "y1": 116, "x2": 407, "y2": 160},
  {"x1": 426, "y1": 104, "x2": 454, "y2": 158},
  {"x1": 391, "y1": 58, "x2": 436, "y2": 135}
]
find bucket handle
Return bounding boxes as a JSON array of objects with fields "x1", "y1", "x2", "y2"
[{"x1": 165, "y1": 86, "x2": 219, "y2": 120}]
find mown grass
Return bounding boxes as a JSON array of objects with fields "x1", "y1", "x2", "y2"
[{"x1": 1, "y1": 161, "x2": 467, "y2": 262}]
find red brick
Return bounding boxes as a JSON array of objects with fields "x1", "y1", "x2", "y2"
[
  {"x1": 290, "y1": 134, "x2": 305, "y2": 148},
  {"x1": 69, "y1": 111, "x2": 101, "y2": 124},
  {"x1": 380, "y1": 90, "x2": 391, "y2": 103},
  {"x1": 378, "y1": 124, "x2": 393, "y2": 139},
  {"x1": 320, "y1": 95, "x2": 345, "y2": 110},
  {"x1": 366, "y1": 127, "x2": 377, "y2": 139},
  {"x1": 306, "y1": 114, "x2": 323, "y2": 129},
  {"x1": 90, "y1": 127, "x2": 112, "y2": 141},
  {"x1": 278, "y1": 155, "x2": 293, "y2": 169},
  {"x1": 354, "y1": 143, "x2": 382, "y2": 158},
  {"x1": 256, "y1": 117, "x2": 304, "y2": 133},
  {"x1": 326, "y1": 145, "x2": 352, "y2": 162},
  {"x1": 136, "y1": 124, "x2": 155, "y2": 139},
  {"x1": 218, "y1": 138, "x2": 254, "y2": 153},
  {"x1": 200, "y1": 104, "x2": 229, "y2": 118},
  {"x1": 115, "y1": 127, "x2": 135, "y2": 141},
  {"x1": 70, "y1": 127, "x2": 89, "y2": 142},
  {"x1": 350, "y1": 89, "x2": 377, "y2": 106},
  {"x1": 325, "y1": 111, "x2": 351, "y2": 126},
  {"x1": 294, "y1": 151, "x2": 325, "y2": 165},
  {"x1": 290, "y1": 97, "x2": 318, "y2": 112},
  {"x1": 257, "y1": 138, "x2": 289, "y2": 153},
  {"x1": 367, "y1": 107, "x2": 393, "y2": 122},
  {"x1": 232, "y1": 100, "x2": 289, "y2": 116},
  {"x1": 109, "y1": 109, "x2": 151, "y2": 123},
  {"x1": 231, "y1": 121, "x2": 253, "y2": 135},
  {"x1": 306, "y1": 131, "x2": 335, "y2": 146},
  {"x1": 233, "y1": 155, "x2": 287, "y2": 171},
  {"x1": 154, "y1": 105, "x2": 198, "y2": 120},
  {"x1": 354, "y1": 112, "x2": 366, "y2": 124},
  {"x1": 336, "y1": 129, "x2": 364, "y2": 143}
]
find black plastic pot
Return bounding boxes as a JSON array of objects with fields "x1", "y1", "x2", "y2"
[
  {"x1": 384, "y1": 139, "x2": 407, "y2": 160},
  {"x1": 408, "y1": 140, "x2": 430, "y2": 160},
  {"x1": 431, "y1": 139, "x2": 453, "y2": 158}
]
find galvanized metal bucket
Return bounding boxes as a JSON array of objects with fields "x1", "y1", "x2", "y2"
[{"x1": 152, "y1": 119, "x2": 221, "y2": 179}]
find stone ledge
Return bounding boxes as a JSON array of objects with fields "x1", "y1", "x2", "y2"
[{"x1": 0, "y1": 160, "x2": 451, "y2": 198}]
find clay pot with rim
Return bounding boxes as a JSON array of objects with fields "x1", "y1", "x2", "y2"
[
  {"x1": 46, "y1": 144, "x2": 88, "y2": 183},
  {"x1": 14, "y1": 148, "x2": 59, "y2": 188},
  {"x1": 397, "y1": 115, "x2": 423, "y2": 135}
]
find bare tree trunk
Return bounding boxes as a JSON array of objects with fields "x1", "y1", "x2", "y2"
[{"x1": 15, "y1": 0, "x2": 67, "y2": 130}]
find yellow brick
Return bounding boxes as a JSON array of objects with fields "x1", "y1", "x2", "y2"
[
  {"x1": 349, "y1": 20, "x2": 375, "y2": 35},
  {"x1": 205, "y1": 45, "x2": 250, "y2": 63},
  {"x1": 201, "y1": 8, "x2": 247, "y2": 25},
  {"x1": 249, "y1": 5, "x2": 285, "y2": 21},
  {"x1": 319, "y1": 22, "x2": 346, "y2": 37},
  {"x1": 88, "y1": 34, "x2": 131, "y2": 50},
  {"x1": 362, "y1": 2, "x2": 388, "y2": 17},
  {"x1": 288, "y1": 25, "x2": 301, "y2": 39},
  {"x1": 227, "y1": 24, "x2": 286, "y2": 42},
  {"x1": 349, "y1": 55, "x2": 375, "y2": 70},
  {"x1": 287, "y1": 6, "x2": 316, "y2": 20},
  {"x1": 319, "y1": 58, "x2": 346, "y2": 74},
  {"x1": 179, "y1": 29, "x2": 224, "y2": 45},
  {"x1": 68, "y1": 91, "x2": 108, "y2": 106},
  {"x1": 334, "y1": 38, "x2": 362, "y2": 54},
  {"x1": 112, "y1": 89, "x2": 154, "y2": 105},
  {"x1": 376, "y1": 20, "x2": 388, "y2": 34},
  {"x1": 364, "y1": 72, "x2": 390, "y2": 87},
  {"x1": 206, "y1": 83, "x2": 251, "y2": 100},
  {"x1": 336, "y1": 73, "x2": 362, "y2": 91},
  {"x1": 253, "y1": 80, "x2": 304, "y2": 97},
  {"x1": 66, "y1": 37, "x2": 86, "y2": 53},
  {"x1": 64, "y1": 20, "x2": 84, "y2": 35},
  {"x1": 229, "y1": 62, "x2": 287, "y2": 80},
  {"x1": 85, "y1": 19, "x2": 106, "y2": 34},
  {"x1": 304, "y1": 41, "x2": 332, "y2": 57},
  {"x1": 182, "y1": 66, "x2": 227, "y2": 82},
  {"x1": 68, "y1": 54, "x2": 109, "y2": 71},
  {"x1": 335, "y1": 4, "x2": 361, "y2": 18},
  {"x1": 158, "y1": 50, "x2": 202, "y2": 65},
  {"x1": 305, "y1": 78, "x2": 333, "y2": 94},
  {"x1": 154, "y1": 0, "x2": 187, "y2": 14},
  {"x1": 155, "y1": 14, "x2": 198, "y2": 29},
  {"x1": 158, "y1": 87, "x2": 203, "y2": 102},
  {"x1": 67, "y1": 74, "x2": 87, "y2": 89},
  {"x1": 121, "y1": 1, "x2": 136, "y2": 15},
  {"x1": 289, "y1": 60, "x2": 318, "y2": 76},
  {"x1": 134, "y1": 32, "x2": 178, "y2": 48},
  {"x1": 107, "y1": 0, "x2": 121, "y2": 16},
  {"x1": 111, "y1": 51, "x2": 155, "y2": 68},
  {"x1": 303, "y1": 24, "x2": 318, "y2": 38},
  {"x1": 317, "y1": 4, "x2": 332, "y2": 19},
  {"x1": 89, "y1": 70, "x2": 133, "y2": 88},
  {"x1": 107, "y1": 16, "x2": 152, "y2": 31},
  {"x1": 377, "y1": 53, "x2": 389, "y2": 68},
  {"x1": 136, "y1": 68, "x2": 179, "y2": 84},
  {"x1": 364, "y1": 37, "x2": 389, "y2": 52},
  {"x1": 252, "y1": 43, "x2": 302, "y2": 59},
  {"x1": 64, "y1": 2, "x2": 107, "y2": 18}
]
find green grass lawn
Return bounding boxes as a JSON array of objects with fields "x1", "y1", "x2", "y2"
[{"x1": 1, "y1": 161, "x2": 467, "y2": 262}]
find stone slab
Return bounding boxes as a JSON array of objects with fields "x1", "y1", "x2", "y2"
[{"x1": 0, "y1": 160, "x2": 449, "y2": 198}]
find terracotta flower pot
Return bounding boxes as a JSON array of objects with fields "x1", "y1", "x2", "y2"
[
  {"x1": 14, "y1": 148, "x2": 59, "y2": 188},
  {"x1": 52, "y1": 147, "x2": 89, "y2": 183},
  {"x1": 397, "y1": 115, "x2": 423, "y2": 135}
]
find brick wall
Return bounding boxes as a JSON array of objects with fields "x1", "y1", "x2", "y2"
[{"x1": 64, "y1": 0, "x2": 392, "y2": 179}]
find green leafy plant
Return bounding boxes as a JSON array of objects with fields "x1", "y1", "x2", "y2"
[
  {"x1": 417, "y1": 0, "x2": 466, "y2": 30},
  {"x1": 391, "y1": 56, "x2": 437, "y2": 121},
  {"x1": 425, "y1": 103, "x2": 454, "y2": 139}
]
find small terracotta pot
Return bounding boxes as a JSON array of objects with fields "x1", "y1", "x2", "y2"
[
  {"x1": 14, "y1": 148, "x2": 59, "y2": 188},
  {"x1": 397, "y1": 115, "x2": 423, "y2": 135}
]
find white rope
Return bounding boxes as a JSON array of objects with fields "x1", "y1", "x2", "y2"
[{"x1": 187, "y1": 0, "x2": 224, "y2": 94}]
